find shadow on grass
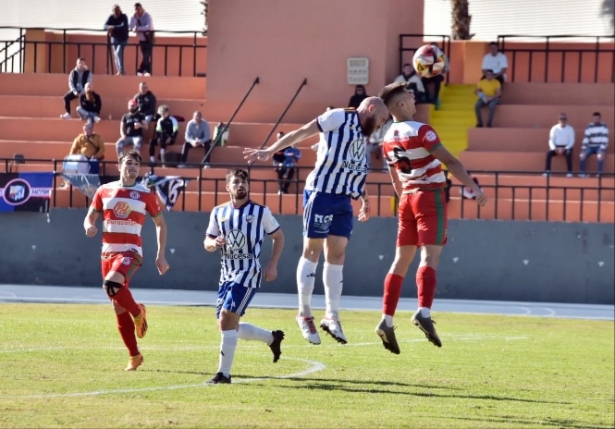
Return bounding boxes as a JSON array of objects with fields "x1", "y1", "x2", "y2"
[
  {"x1": 268, "y1": 381, "x2": 571, "y2": 405},
  {"x1": 442, "y1": 415, "x2": 607, "y2": 429},
  {"x1": 252, "y1": 376, "x2": 463, "y2": 390}
]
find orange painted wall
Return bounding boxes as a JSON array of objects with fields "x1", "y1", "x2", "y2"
[
  {"x1": 23, "y1": 30, "x2": 207, "y2": 77},
  {"x1": 205, "y1": 0, "x2": 423, "y2": 123}
]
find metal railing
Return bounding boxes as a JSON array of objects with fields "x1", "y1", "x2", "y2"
[
  {"x1": 0, "y1": 29, "x2": 25, "y2": 73},
  {"x1": 199, "y1": 76, "x2": 260, "y2": 187},
  {"x1": 398, "y1": 34, "x2": 452, "y2": 84},
  {"x1": 256, "y1": 78, "x2": 307, "y2": 150},
  {"x1": 0, "y1": 26, "x2": 206, "y2": 76},
  {"x1": 2, "y1": 158, "x2": 613, "y2": 223},
  {"x1": 497, "y1": 35, "x2": 615, "y2": 83}
]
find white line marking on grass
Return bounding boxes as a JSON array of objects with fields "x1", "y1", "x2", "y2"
[{"x1": 13, "y1": 357, "x2": 326, "y2": 399}]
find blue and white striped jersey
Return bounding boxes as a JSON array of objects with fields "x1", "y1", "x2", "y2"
[
  {"x1": 206, "y1": 200, "x2": 280, "y2": 288},
  {"x1": 305, "y1": 109, "x2": 368, "y2": 199}
]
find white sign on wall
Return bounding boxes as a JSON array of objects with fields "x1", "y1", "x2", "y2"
[{"x1": 347, "y1": 57, "x2": 369, "y2": 85}]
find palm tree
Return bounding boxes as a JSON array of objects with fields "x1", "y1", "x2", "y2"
[{"x1": 451, "y1": 0, "x2": 473, "y2": 40}]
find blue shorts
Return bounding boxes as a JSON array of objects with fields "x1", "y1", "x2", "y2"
[
  {"x1": 216, "y1": 282, "x2": 257, "y2": 319},
  {"x1": 303, "y1": 190, "x2": 353, "y2": 239}
]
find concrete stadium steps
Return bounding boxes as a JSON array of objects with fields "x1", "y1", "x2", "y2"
[
  {"x1": 0, "y1": 118, "x2": 317, "y2": 155},
  {"x1": 467, "y1": 128, "x2": 615, "y2": 153},
  {"x1": 488, "y1": 105, "x2": 614, "y2": 130},
  {"x1": 430, "y1": 84, "x2": 476, "y2": 157},
  {"x1": 458, "y1": 151, "x2": 615, "y2": 173},
  {"x1": 0, "y1": 95, "x2": 208, "y2": 121},
  {"x1": 0, "y1": 73, "x2": 207, "y2": 100},
  {"x1": 502, "y1": 83, "x2": 615, "y2": 105},
  {"x1": 447, "y1": 197, "x2": 614, "y2": 223}
]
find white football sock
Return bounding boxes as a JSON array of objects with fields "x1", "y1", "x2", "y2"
[
  {"x1": 217, "y1": 329, "x2": 238, "y2": 377},
  {"x1": 297, "y1": 257, "x2": 318, "y2": 317},
  {"x1": 419, "y1": 307, "x2": 431, "y2": 317},
  {"x1": 323, "y1": 262, "x2": 343, "y2": 319},
  {"x1": 149, "y1": 155, "x2": 155, "y2": 163},
  {"x1": 381, "y1": 314, "x2": 394, "y2": 327},
  {"x1": 237, "y1": 322, "x2": 274, "y2": 345}
]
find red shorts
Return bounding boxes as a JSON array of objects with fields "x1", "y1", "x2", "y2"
[
  {"x1": 397, "y1": 188, "x2": 448, "y2": 247},
  {"x1": 101, "y1": 252, "x2": 142, "y2": 287}
]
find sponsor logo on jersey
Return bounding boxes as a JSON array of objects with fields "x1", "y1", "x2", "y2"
[{"x1": 113, "y1": 201, "x2": 132, "y2": 218}]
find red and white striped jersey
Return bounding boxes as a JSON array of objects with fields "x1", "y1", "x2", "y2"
[
  {"x1": 383, "y1": 121, "x2": 446, "y2": 193},
  {"x1": 90, "y1": 181, "x2": 161, "y2": 256}
]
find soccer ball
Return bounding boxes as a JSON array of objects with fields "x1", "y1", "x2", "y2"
[{"x1": 412, "y1": 44, "x2": 446, "y2": 78}]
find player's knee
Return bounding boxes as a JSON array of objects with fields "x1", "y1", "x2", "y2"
[{"x1": 103, "y1": 280, "x2": 123, "y2": 297}]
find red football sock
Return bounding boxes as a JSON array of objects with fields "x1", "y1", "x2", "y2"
[
  {"x1": 116, "y1": 311, "x2": 140, "y2": 357},
  {"x1": 383, "y1": 273, "x2": 404, "y2": 316},
  {"x1": 112, "y1": 287, "x2": 141, "y2": 318},
  {"x1": 417, "y1": 266, "x2": 437, "y2": 308}
]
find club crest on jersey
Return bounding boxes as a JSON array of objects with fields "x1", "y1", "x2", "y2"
[
  {"x1": 113, "y1": 201, "x2": 132, "y2": 218},
  {"x1": 425, "y1": 130, "x2": 438, "y2": 142},
  {"x1": 245, "y1": 215, "x2": 254, "y2": 223},
  {"x1": 122, "y1": 257, "x2": 132, "y2": 265},
  {"x1": 348, "y1": 139, "x2": 366, "y2": 162},
  {"x1": 226, "y1": 229, "x2": 246, "y2": 250},
  {"x1": 130, "y1": 191, "x2": 141, "y2": 199}
]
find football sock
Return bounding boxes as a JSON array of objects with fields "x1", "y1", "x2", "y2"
[
  {"x1": 381, "y1": 314, "x2": 394, "y2": 328},
  {"x1": 323, "y1": 263, "x2": 343, "y2": 319},
  {"x1": 417, "y1": 265, "x2": 437, "y2": 310},
  {"x1": 237, "y1": 322, "x2": 274, "y2": 345},
  {"x1": 383, "y1": 273, "x2": 404, "y2": 318},
  {"x1": 116, "y1": 311, "x2": 139, "y2": 356},
  {"x1": 297, "y1": 257, "x2": 318, "y2": 317},
  {"x1": 112, "y1": 287, "x2": 141, "y2": 318},
  {"x1": 218, "y1": 329, "x2": 238, "y2": 377}
]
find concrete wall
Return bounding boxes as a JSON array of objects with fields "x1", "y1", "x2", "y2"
[{"x1": 0, "y1": 209, "x2": 613, "y2": 304}]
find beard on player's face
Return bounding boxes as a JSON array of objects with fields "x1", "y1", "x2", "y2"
[{"x1": 361, "y1": 114, "x2": 378, "y2": 137}]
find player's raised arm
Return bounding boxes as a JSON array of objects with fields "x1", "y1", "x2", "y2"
[
  {"x1": 431, "y1": 145, "x2": 488, "y2": 206},
  {"x1": 243, "y1": 120, "x2": 320, "y2": 163}
]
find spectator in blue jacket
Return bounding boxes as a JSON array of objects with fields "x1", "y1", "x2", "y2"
[
  {"x1": 104, "y1": 5, "x2": 129, "y2": 75},
  {"x1": 277, "y1": 137, "x2": 301, "y2": 195}
]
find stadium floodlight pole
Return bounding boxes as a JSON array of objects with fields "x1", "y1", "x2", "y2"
[{"x1": 200, "y1": 76, "x2": 260, "y2": 166}]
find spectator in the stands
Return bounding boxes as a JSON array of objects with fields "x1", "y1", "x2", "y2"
[
  {"x1": 116, "y1": 99, "x2": 147, "y2": 156},
  {"x1": 149, "y1": 105, "x2": 178, "y2": 165},
  {"x1": 130, "y1": 2, "x2": 154, "y2": 76},
  {"x1": 348, "y1": 85, "x2": 368, "y2": 109},
  {"x1": 394, "y1": 63, "x2": 427, "y2": 104},
  {"x1": 544, "y1": 113, "x2": 575, "y2": 178},
  {"x1": 272, "y1": 131, "x2": 302, "y2": 195},
  {"x1": 422, "y1": 42, "x2": 450, "y2": 109},
  {"x1": 68, "y1": 122, "x2": 105, "y2": 174},
  {"x1": 579, "y1": 112, "x2": 610, "y2": 178},
  {"x1": 61, "y1": 58, "x2": 92, "y2": 119},
  {"x1": 134, "y1": 81, "x2": 157, "y2": 124},
  {"x1": 179, "y1": 111, "x2": 211, "y2": 168},
  {"x1": 367, "y1": 114, "x2": 393, "y2": 172},
  {"x1": 474, "y1": 69, "x2": 501, "y2": 128},
  {"x1": 76, "y1": 82, "x2": 102, "y2": 124},
  {"x1": 481, "y1": 42, "x2": 508, "y2": 87},
  {"x1": 104, "y1": 4, "x2": 130, "y2": 75}
]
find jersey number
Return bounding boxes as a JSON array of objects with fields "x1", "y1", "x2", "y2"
[{"x1": 391, "y1": 147, "x2": 413, "y2": 174}]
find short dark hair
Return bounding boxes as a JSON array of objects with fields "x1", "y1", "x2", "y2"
[
  {"x1": 403, "y1": 63, "x2": 412, "y2": 68},
  {"x1": 119, "y1": 150, "x2": 142, "y2": 164},
  {"x1": 134, "y1": 3, "x2": 142, "y2": 8},
  {"x1": 593, "y1": 111, "x2": 601, "y2": 117},
  {"x1": 489, "y1": 42, "x2": 498, "y2": 47},
  {"x1": 226, "y1": 168, "x2": 249, "y2": 183},
  {"x1": 484, "y1": 69, "x2": 494, "y2": 74},
  {"x1": 378, "y1": 82, "x2": 408, "y2": 107},
  {"x1": 77, "y1": 57, "x2": 86, "y2": 62}
]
